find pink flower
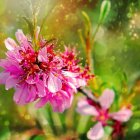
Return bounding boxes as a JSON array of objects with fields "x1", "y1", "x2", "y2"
[
  {"x1": 61, "y1": 47, "x2": 93, "y2": 88},
  {"x1": 76, "y1": 89, "x2": 132, "y2": 140},
  {"x1": 0, "y1": 27, "x2": 92, "y2": 112}
]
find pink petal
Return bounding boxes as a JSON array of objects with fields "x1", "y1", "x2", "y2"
[
  {"x1": 49, "y1": 92, "x2": 72, "y2": 112},
  {"x1": 26, "y1": 86, "x2": 37, "y2": 102},
  {"x1": 36, "y1": 80, "x2": 46, "y2": 97},
  {"x1": 5, "y1": 76, "x2": 17, "y2": 90},
  {"x1": 50, "y1": 98, "x2": 64, "y2": 112},
  {"x1": 110, "y1": 108, "x2": 132, "y2": 122},
  {"x1": 35, "y1": 97, "x2": 48, "y2": 108},
  {"x1": 62, "y1": 71, "x2": 79, "y2": 77},
  {"x1": 13, "y1": 88, "x2": 23, "y2": 103},
  {"x1": 60, "y1": 90, "x2": 69, "y2": 98},
  {"x1": 67, "y1": 82, "x2": 77, "y2": 92},
  {"x1": 75, "y1": 78, "x2": 86, "y2": 87},
  {"x1": 87, "y1": 122, "x2": 104, "y2": 140},
  {"x1": 15, "y1": 29, "x2": 27, "y2": 44},
  {"x1": 0, "y1": 72, "x2": 10, "y2": 84},
  {"x1": 4, "y1": 38, "x2": 17, "y2": 51},
  {"x1": 47, "y1": 73, "x2": 62, "y2": 93},
  {"x1": 76, "y1": 99, "x2": 99, "y2": 116},
  {"x1": 6, "y1": 49, "x2": 22, "y2": 62},
  {"x1": 52, "y1": 56, "x2": 63, "y2": 68},
  {"x1": 26, "y1": 74, "x2": 39, "y2": 84},
  {"x1": 98, "y1": 89, "x2": 115, "y2": 109},
  {"x1": 13, "y1": 86, "x2": 28, "y2": 105},
  {"x1": 14, "y1": 85, "x2": 36, "y2": 105},
  {"x1": 60, "y1": 90, "x2": 74, "y2": 109},
  {"x1": 68, "y1": 77, "x2": 86, "y2": 88},
  {"x1": 38, "y1": 47, "x2": 48, "y2": 62},
  {"x1": 0, "y1": 59, "x2": 11, "y2": 68}
]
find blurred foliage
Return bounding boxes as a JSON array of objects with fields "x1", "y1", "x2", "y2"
[{"x1": 0, "y1": 0, "x2": 140, "y2": 139}]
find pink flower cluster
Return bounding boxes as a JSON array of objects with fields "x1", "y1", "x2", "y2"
[
  {"x1": 76, "y1": 89, "x2": 132, "y2": 140},
  {"x1": 0, "y1": 27, "x2": 92, "y2": 112}
]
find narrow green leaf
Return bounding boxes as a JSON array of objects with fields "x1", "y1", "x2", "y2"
[
  {"x1": 82, "y1": 11, "x2": 91, "y2": 28},
  {"x1": 78, "y1": 29, "x2": 86, "y2": 49},
  {"x1": 82, "y1": 11, "x2": 91, "y2": 36},
  {"x1": 99, "y1": 0, "x2": 111, "y2": 23},
  {"x1": 58, "y1": 113, "x2": 67, "y2": 133},
  {"x1": 44, "y1": 106, "x2": 58, "y2": 135},
  {"x1": 22, "y1": 17, "x2": 34, "y2": 37},
  {"x1": 77, "y1": 116, "x2": 90, "y2": 134}
]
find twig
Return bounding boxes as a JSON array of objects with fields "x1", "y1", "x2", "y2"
[{"x1": 78, "y1": 88, "x2": 98, "y2": 102}]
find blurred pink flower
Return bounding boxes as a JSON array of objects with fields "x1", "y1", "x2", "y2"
[
  {"x1": 76, "y1": 89, "x2": 132, "y2": 140},
  {"x1": 0, "y1": 27, "x2": 92, "y2": 112}
]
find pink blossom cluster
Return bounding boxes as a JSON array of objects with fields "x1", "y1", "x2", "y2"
[
  {"x1": 0, "y1": 27, "x2": 92, "y2": 112},
  {"x1": 76, "y1": 89, "x2": 132, "y2": 140}
]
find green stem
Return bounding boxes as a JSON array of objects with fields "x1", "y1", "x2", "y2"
[
  {"x1": 91, "y1": 22, "x2": 101, "y2": 45},
  {"x1": 46, "y1": 106, "x2": 58, "y2": 135},
  {"x1": 81, "y1": 11, "x2": 94, "y2": 72},
  {"x1": 78, "y1": 29, "x2": 86, "y2": 50},
  {"x1": 58, "y1": 113, "x2": 67, "y2": 133},
  {"x1": 85, "y1": 31, "x2": 94, "y2": 73}
]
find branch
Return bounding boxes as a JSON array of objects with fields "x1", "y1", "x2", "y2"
[{"x1": 78, "y1": 88, "x2": 98, "y2": 102}]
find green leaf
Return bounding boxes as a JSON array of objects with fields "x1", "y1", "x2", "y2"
[
  {"x1": 99, "y1": 0, "x2": 111, "y2": 23},
  {"x1": 81, "y1": 11, "x2": 91, "y2": 36},
  {"x1": 45, "y1": 106, "x2": 58, "y2": 135},
  {"x1": 77, "y1": 116, "x2": 90, "y2": 134},
  {"x1": 22, "y1": 17, "x2": 34, "y2": 37},
  {"x1": 82, "y1": 11, "x2": 91, "y2": 28},
  {"x1": 58, "y1": 113, "x2": 67, "y2": 133}
]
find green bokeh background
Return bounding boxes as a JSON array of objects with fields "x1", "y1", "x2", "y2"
[{"x1": 0, "y1": 0, "x2": 140, "y2": 139}]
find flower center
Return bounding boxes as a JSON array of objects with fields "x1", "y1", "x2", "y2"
[
  {"x1": 96, "y1": 110, "x2": 109, "y2": 126},
  {"x1": 19, "y1": 50, "x2": 40, "y2": 80}
]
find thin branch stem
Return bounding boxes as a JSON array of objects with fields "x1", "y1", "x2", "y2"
[{"x1": 78, "y1": 88, "x2": 98, "y2": 102}]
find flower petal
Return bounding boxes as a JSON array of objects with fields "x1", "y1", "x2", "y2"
[
  {"x1": 47, "y1": 73, "x2": 62, "y2": 93},
  {"x1": 35, "y1": 97, "x2": 49, "y2": 108},
  {"x1": 0, "y1": 72, "x2": 10, "y2": 84},
  {"x1": 13, "y1": 88, "x2": 23, "y2": 103},
  {"x1": 38, "y1": 47, "x2": 48, "y2": 62},
  {"x1": 49, "y1": 91, "x2": 73, "y2": 112},
  {"x1": 76, "y1": 99, "x2": 98, "y2": 116},
  {"x1": 62, "y1": 71, "x2": 79, "y2": 77},
  {"x1": 110, "y1": 108, "x2": 132, "y2": 122},
  {"x1": 0, "y1": 59, "x2": 11, "y2": 68},
  {"x1": 13, "y1": 86, "x2": 28, "y2": 105},
  {"x1": 68, "y1": 77, "x2": 86, "y2": 88},
  {"x1": 98, "y1": 89, "x2": 115, "y2": 109},
  {"x1": 75, "y1": 78, "x2": 86, "y2": 87},
  {"x1": 87, "y1": 122, "x2": 104, "y2": 140},
  {"x1": 4, "y1": 38, "x2": 17, "y2": 51},
  {"x1": 36, "y1": 80, "x2": 46, "y2": 97},
  {"x1": 26, "y1": 86, "x2": 37, "y2": 102},
  {"x1": 15, "y1": 29, "x2": 27, "y2": 44},
  {"x1": 26, "y1": 74, "x2": 39, "y2": 84},
  {"x1": 67, "y1": 82, "x2": 77, "y2": 92},
  {"x1": 5, "y1": 76, "x2": 17, "y2": 90}
]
